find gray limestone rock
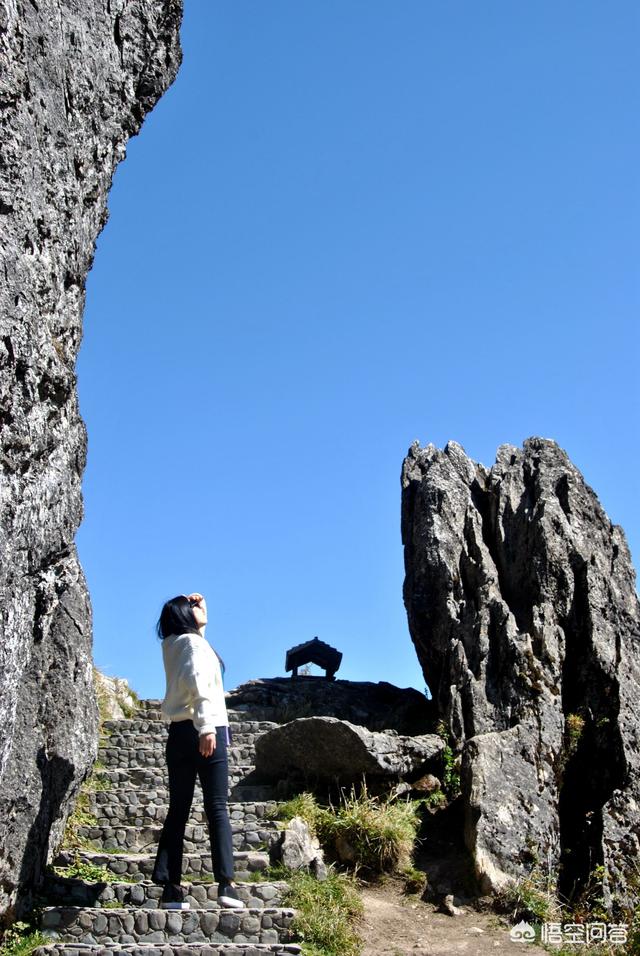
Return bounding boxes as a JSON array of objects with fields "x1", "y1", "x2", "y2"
[
  {"x1": 401, "y1": 437, "x2": 640, "y2": 910},
  {"x1": 269, "y1": 816, "x2": 327, "y2": 880},
  {"x1": 254, "y1": 715, "x2": 443, "y2": 780},
  {"x1": 0, "y1": 0, "x2": 182, "y2": 918},
  {"x1": 227, "y1": 676, "x2": 435, "y2": 735},
  {"x1": 94, "y1": 670, "x2": 138, "y2": 720}
]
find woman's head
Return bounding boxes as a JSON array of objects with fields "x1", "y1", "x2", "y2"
[
  {"x1": 156, "y1": 593, "x2": 224, "y2": 674},
  {"x1": 156, "y1": 595, "x2": 200, "y2": 640}
]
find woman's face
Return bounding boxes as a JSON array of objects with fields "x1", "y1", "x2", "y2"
[{"x1": 187, "y1": 593, "x2": 208, "y2": 629}]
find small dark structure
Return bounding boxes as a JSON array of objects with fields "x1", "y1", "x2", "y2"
[{"x1": 285, "y1": 636, "x2": 342, "y2": 680}]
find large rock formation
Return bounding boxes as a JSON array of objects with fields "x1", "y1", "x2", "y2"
[
  {"x1": 227, "y1": 676, "x2": 436, "y2": 735},
  {"x1": 401, "y1": 438, "x2": 640, "y2": 911},
  {"x1": 254, "y1": 715, "x2": 444, "y2": 780},
  {"x1": 0, "y1": 0, "x2": 182, "y2": 918}
]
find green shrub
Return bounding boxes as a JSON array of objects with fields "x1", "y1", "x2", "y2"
[
  {"x1": 618, "y1": 856, "x2": 640, "y2": 956},
  {"x1": 565, "y1": 712, "x2": 585, "y2": 757},
  {"x1": 0, "y1": 922, "x2": 47, "y2": 956},
  {"x1": 398, "y1": 863, "x2": 428, "y2": 895},
  {"x1": 274, "y1": 792, "x2": 333, "y2": 836},
  {"x1": 59, "y1": 764, "x2": 110, "y2": 848},
  {"x1": 569, "y1": 864, "x2": 611, "y2": 924},
  {"x1": 52, "y1": 857, "x2": 121, "y2": 884},
  {"x1": 61, "y1": 786, "x2": 98, "y2": 851},
  {"x1": 85, "y1": 770, "x2": 110, "y2": 793},
  {"x1": 627, "y1": 907, "x2": 640, "y2": 956},
  {"x1": 495, "y1": 848, "x2": 640, "y2": 955},
  {"x1": 435, "y1": 720, "x2": 461, "y2": 799},
  {"x1": 246, "y1": 861, "x2": 291, "y2": 883},
  {"x1": 93, "y1": 666, "x2": 140, "y2": 725},
  {"x1": 326, "y1": 782, "x2": 421, "y2": 873},
  {"x1": 281, "y1": 866, "x2": 364, "y2": 956},
  {"x1": 423, "y1": 789, "x2": 447, "y2": 810},
  {"x1": 495, "y1": 862, "x2": 563, "y2": 925},
  {"x1": 276, "y1": 782, "x2": 423, "y2": 875}
]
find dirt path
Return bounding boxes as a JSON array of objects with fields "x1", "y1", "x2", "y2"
[{"x1": 357, "y1": 875, "x2": 550, "y2": 955}]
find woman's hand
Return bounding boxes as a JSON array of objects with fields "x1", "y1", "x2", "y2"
[
  {"x1": 188, "y1": 593, "x2": 208, "y2": 629},
  {"x1": 199, "y1": 732, "x2": 216, "y2": 757}
]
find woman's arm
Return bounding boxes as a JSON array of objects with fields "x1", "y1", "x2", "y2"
[{"x1": 181, "y1": 639, "x2": 226, "y2": 752}]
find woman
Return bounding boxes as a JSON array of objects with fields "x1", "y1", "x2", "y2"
[{"x1": 151, "y1": 592, "x2": 245, "y2": 910}]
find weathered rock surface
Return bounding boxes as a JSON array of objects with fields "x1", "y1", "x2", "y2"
[
  {"x1": 269, "y1": 816, "x2": 327, "y2": 880},
  {"x1": 227, "y1": 676, "x2": 436, "y2": 735},
  {"x1": 401, "y1": 437, "x2": 640, "y2": 911},
  {"x1": 0, "y1": 0, "x2": 182, "y2": 917},
  {"x1": 94, "y1": 669, "x2": 138, "y2": 720},
  {"x1": 255, "y1": 716, "x2": 443, "y2": 782}
]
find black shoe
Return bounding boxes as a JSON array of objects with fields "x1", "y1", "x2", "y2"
[
  {"x1": 217, "y1": 881, "x2": 246, "y2": 909},
  {"x1": 160, "y1": 883, "x2": 190, "y2": 910}
]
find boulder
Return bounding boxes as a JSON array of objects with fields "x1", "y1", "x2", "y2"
[
  {"x1": 269, "y1": 816, "x2": 327, "y2": 880},
  {"x1": 401, "y1": 437, "x2": 640, "y2": 910},
  {"x1": 411, "y1": 774, "x2": 442, "y2": 794},
  {"x1": 255, "y1": 715, "x2": 444, "y2": 780},
  {"x1": 0, "y1": 0, "x2": 182, "y2": 918}
]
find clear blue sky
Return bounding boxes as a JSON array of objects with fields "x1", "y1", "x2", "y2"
[{"x1": 77, "y1": 1, "x2": 639, "y2": 701}]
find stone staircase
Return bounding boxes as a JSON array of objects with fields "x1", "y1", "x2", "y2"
[{"x1": 35, "y1": 698, "x2": 304, "y2": 956}]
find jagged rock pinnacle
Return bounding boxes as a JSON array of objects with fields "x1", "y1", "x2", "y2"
[{"x1": 401, "y1": 437, "x2": 640, "y2": 909}]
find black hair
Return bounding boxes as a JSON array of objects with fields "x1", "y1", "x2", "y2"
[
  {"x1": 156, "y1": 594, "x2": 226, "y2": 675},
  {"x1": 156, "y1": 594, "x2": 200, "y2": 640}
]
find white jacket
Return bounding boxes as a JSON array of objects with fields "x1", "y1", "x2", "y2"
[{"x1": 160, "y1": 630, "x2": 229, "y2": 735}]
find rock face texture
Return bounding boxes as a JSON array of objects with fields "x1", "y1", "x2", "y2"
[
  {"x1": 227, "y1": 676, "x2": 436, "y2": 735},
  {"x1": 401, "y1": 438, "x2": 640, "y2": 911},
  {"x1": 94, "y1": 669, "x2": 138, "y2": 720},
  {"x1": 255, "y1": 716, "x2": 444, "y2": 781},
  {"x1": 0, "y1": 0, "x2": 182, "y2": 917},
  {"x1": 270, "y1": 816, "x2": 328, "y2": 880}
]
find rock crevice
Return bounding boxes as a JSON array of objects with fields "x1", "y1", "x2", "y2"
[{"x1": 401, "y1": 437, "x2": 640, "y2": 910}]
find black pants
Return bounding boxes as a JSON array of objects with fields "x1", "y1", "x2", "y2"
[{"x1": 152, "y1": 721, "x2": 235, "y2": 885}]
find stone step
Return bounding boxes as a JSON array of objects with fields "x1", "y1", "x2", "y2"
[
  {"x1": 101, "y1": 731, "x2": 270, "y2": 750},
  {"x1": 87, "y1": 814, "x2": 279, "y2": 847},
  {"x1": 97, "y1": 745, "x2": 257, "y2": 770},
  {"x1": 91, "y1": 796, "x2": 279, "y2": 830},
  {"x1": 44, "y1": 877, "x2": 291, "y2": 910},
  {"x1": 132, "y1": 700, "x2": 260, "y2": 723},
  {"x1": 35, "y1": 944, "x2": 302, "y2": 956},
  {"x1": 92, "y1": 780, "x2": 280, "y2": 805},
  {"x1": 103, "y1": 720, "x2": 279, "y2": 737},
  {"x1": 53, "y1": 850, "x2": 272, "y2": 882},
  {"x1": 75, "y1": 821, "x2": 281, "y2": 854},
  {"x1": 231, "y1": 782, "x2": 281, "y2": 803},
  {"x1": 96, "y1": 766, "x2": 266, "y2": 792},
  {"x1": 38, "y1": 904, "x2": 296, "y2": 946}
]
